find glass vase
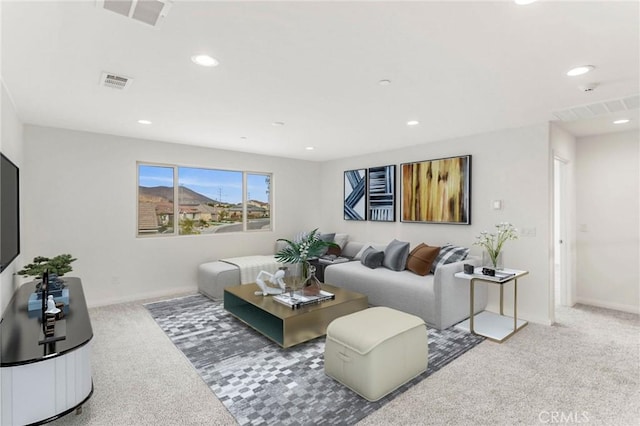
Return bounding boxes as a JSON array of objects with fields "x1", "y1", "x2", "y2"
[
  {"x1": 288, "y1": 261, "x2": 308, "y2": 292},
  {"x1": 482, "y1": 250, "x2": 504, "y2": 270}
]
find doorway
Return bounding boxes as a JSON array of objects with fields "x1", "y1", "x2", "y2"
[{"x1": 554, "y1": 157, "x2": 570, "y2": 309}]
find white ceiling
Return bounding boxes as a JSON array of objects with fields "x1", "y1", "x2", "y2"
[{"x1": 2, "y1": 1, "x2": 639, "y2": 161}]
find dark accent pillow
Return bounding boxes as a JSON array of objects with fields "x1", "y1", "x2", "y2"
[
  {"x1": 406, "y1": 243, "x2": 441, "y2": 276},
  {"x1": 360, "y1": 246, "x2": 384, "y2": 269},
  {"x1": 431, "y1": 244, "x2": 469, "y2": 273},
  {"x1": 382, "y1": 239, "x2": 410, "y2": 271}
]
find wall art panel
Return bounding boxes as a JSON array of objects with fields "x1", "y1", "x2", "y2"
[
  {"x1": 401, "y1": 155, "x2": 471, "y2": 224},
  {"x1": 368, "y1": 164, "x2": 395, "y2": 222},
  {"x1": 344, "y1": 168, "x2": 367, "y2": 220}
]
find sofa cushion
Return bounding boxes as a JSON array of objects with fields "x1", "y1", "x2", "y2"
[
  {"x1": 406, "y1": 243, "x2": 440, "y2": 276},
  {"x1": 360, "y1": 247, "x2": 384, "y2": 269},
  {"x1": 431, "y1": 244, "x2": 469, "y2": 273},
  {"x1": 383, "y1": 239, "x2": 411, "y2": 271}
]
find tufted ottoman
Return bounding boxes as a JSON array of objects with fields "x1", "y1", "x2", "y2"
[{"x1": 324, "y1": 306, "x2": 428, "y2": 401}]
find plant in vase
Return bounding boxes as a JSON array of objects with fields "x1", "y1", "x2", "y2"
[
  {"x1": 473, "y1": 223, "x2": 518, "y2": 270},
  {"x1": 18, "y1": 254, "x2": 77, "y2": 294},
  {"x1": 275, "y1": 229, "x2": 338, "y2": 295}
]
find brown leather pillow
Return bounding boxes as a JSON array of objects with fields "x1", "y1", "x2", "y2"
[
  {"x1": 326, "y1": 245, "x2": 342, "y2": 256},
  {"x1": 406, "y1": 243, "x2": 440, "y2": 276}
]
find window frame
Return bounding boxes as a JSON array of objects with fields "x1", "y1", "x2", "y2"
[{"x1": 136, "y1": 162, "x2": 273, "y2": 237}]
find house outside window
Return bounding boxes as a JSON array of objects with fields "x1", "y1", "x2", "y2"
[{"x1": 137, "y1": 163, "x2": 272, "y2": 236}]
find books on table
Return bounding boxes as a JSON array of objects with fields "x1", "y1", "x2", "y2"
[
  {"x1": 318, "y1": 255, "x2": 350, "y2": 264},
  {"x1": 273, "y1": 290, "x2": 335, "y2": 309}
]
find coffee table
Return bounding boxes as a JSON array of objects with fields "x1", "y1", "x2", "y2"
[{"x1": 224, "y1": 283, "x2": 368, "y2": 348}]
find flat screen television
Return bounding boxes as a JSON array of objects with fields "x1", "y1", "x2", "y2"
[{"x1": 1, "y1": 153, "x2": 20, "y2": 272}]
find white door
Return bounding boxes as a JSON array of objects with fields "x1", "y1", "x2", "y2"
[{"x1": 554, "y1": 157, "x2": 570, "y2": 307}]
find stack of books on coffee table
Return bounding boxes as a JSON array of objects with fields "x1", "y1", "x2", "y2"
[{"x1": 273, "y1": 290, "x2": 335, "y2": 309}]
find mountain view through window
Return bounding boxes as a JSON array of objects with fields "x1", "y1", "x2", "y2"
[{"x1": 138, "y1": 164, "x2": 271, "y2": 236}]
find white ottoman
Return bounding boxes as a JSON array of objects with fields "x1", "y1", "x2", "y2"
[
  {"x1": 197, "y1": 261, "x2": 240, "y2": 300},
  {"x1": 324, "y1": 307, "x2": 428, "y2": 401}
]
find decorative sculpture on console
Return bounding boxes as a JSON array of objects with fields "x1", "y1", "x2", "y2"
[
  {"x1": 255, "y1": 268, "x2": 287, "y2": 296},
  {"x1": 45, "y1": 295, "x2": 61, "y2": 315}
]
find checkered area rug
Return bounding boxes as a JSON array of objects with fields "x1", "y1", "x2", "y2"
[{"x1": 145, "y1": 294, "x2": 484, "y2": 425}]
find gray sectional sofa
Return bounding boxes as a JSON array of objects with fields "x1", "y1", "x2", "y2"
[
  {"x1": 324, "y1": 241, "x2": 487, "y2": 330},
  {"x1": 197, "y1": 237, "x2": 487, "y2": 330}
]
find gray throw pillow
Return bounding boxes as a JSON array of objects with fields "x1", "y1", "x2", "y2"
[
  {"x1": 430, "y1": 244, "x2": 470, "y2": 273},
  {"x1": 319, "y1": 233, "x2": 335, "y2": 243},
  {"x1": 360, "y1": 246, "x2": 384, "y2": 269},
  {"x1": 382, "y1": 239, "x2": 410, "y2": 271}
]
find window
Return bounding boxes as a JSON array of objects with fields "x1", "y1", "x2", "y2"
[
  {"x1": 246, "y1": 173, "x2": 272, "y2": 231},
  {"x1": 137, "y1": 163, "x2": 272, "y2": 236},
  {"x1": 138, "y1": 165, "x2": 174, "y2": 234}
]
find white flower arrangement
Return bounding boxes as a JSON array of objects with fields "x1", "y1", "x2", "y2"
[{"x1": 474, "y1": 222, "x2": 518, "y2": 268}]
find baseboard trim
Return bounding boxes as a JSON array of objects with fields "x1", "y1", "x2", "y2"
[
  {"x1": 575, "y1": 297, "x2": 639, "y2": 314},
  {"x1": 87, "y1": 285, "x2": 198, "y2": 308}
]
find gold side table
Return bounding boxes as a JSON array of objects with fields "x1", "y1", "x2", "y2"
[{"x1": 454, "y1": 268, "x2": 529, "y2": 343}]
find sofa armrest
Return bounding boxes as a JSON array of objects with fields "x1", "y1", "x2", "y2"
[{"x1": 433, "y1": 256, "x2": 486, "y2": 329}]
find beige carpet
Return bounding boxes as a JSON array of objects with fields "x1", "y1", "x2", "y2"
[{"x1": 50, "y1": 296, "x2": 639, "y2": 426}]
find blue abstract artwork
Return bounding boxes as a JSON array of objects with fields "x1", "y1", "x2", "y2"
[
  {"x1": 368, "y1": 165, "x2": 395, "y2": 222},
  {"x1": 344, "y1": 169, "x2": 366, "y2": 220}
]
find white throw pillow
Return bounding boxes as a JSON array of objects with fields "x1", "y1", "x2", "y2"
[{"x1": 334, "y1": 233, "x2": 349, "y2": 249}]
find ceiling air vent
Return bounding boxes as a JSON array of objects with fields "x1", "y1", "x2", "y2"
[
  {"x1": 553, "y1": 94, "x2": 640, "y2": 122},
  {"x1": 97, "y1": 0, "x2": 173, "y2": 28},
  {"x1": 100, "y1": 72, "x2": 133, "y2": 90}
]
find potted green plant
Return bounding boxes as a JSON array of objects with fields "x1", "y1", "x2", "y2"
[
  {"x1": 18, "y1": 254, "x2": 77, "y2": 291},
  {"x1": 275, "y1": 229, "x2": 338, "y2": 286}
]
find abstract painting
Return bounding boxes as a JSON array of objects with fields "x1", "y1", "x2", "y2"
[
  {"x1": 401, "y1": 155, "x2": 471, "y2": 224},
  {"x1": 344, "y1": 168, "x2": 367, "y2": 220},
  {"x1": 368, "y1": 165, "x2": 396, "y2": 222}
]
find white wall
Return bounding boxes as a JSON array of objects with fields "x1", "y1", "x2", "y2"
[
  {"x1": 0, "y1": 81, "x2": 24, "y2": 314},
  {"x1": 319, "y1": 123, "x2": 552, "y2": 325},
  {"x1": 575, "y1": 130, "x2": 639, "y2": 313},
  {"x1": 23, "y1": 125, "x2": 322, "y2": 307}
]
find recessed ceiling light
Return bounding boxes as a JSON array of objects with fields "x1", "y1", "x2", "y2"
[
  {"x1": 566, "y1": 65, "x2": 595, "y2": 77},
  {"x1": 514, "y1": 0, "x2": 538, "y2": 5},
  {"x1": 378, "y1": 79, "x2": 391, "y2": 86},
  {"x1": 613, "y1": 119, "x2": 630, "y2": 124},
  {"x1": 305, "y1": 146, "x2": 315, "y2": 151},
  {"x1": 272, "y1": 121, "x2": 285, "y2": 126},
  {"x1": 137, "y1": 119, "x2": 152, "y2": 125},
  {"x1": 191, "y1": 54, "x2": 219, "y2": 67},
  {"x1": 407, "y1": 120, "x2": 420, "y2": 126}
]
